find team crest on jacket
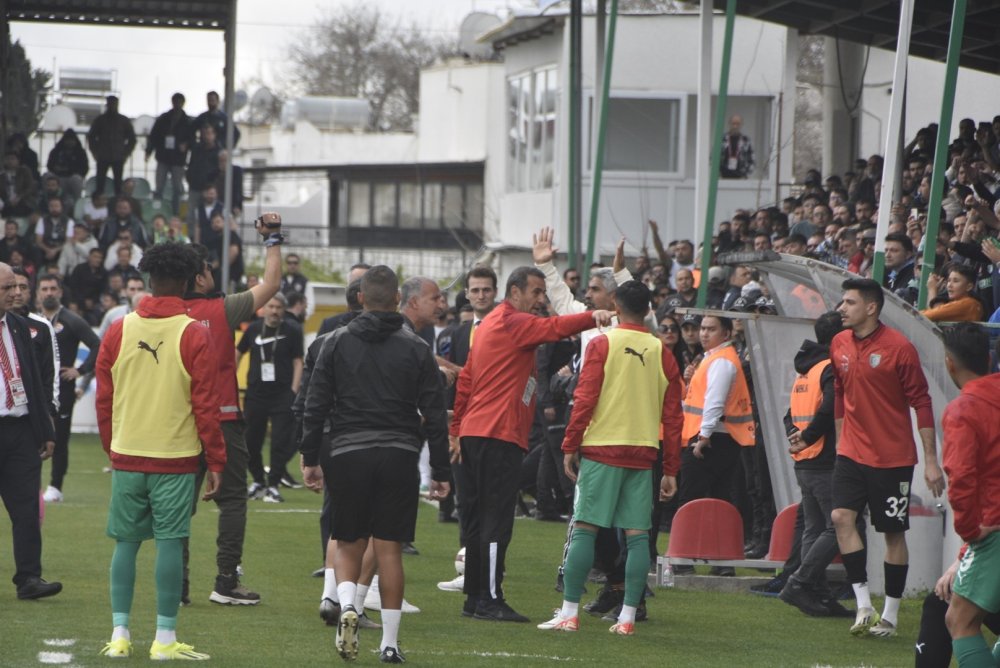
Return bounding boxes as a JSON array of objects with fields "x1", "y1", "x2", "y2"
[
  {"x1": 899, "y1": 481, "x2": 909, "y2": 496},
  {"x1": 869, "y1": 353, "x2": 882, "y2": 368}
]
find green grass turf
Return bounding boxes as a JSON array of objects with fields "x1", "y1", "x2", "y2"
[{"x1": 0, "y1": 433, "x2": 979, "y2": 667}]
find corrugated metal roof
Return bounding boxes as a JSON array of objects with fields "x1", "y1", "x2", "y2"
[{"x1": 6, "y1": 0, "x2": 233, "y2": 30}]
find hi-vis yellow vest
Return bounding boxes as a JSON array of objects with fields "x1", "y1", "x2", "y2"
[
  {"x1": 581, "y1": 328, "x2": 667, "y2": 449},
  {"x1": 681, "y1": 342, "x2": 754, "y2": 446},
  {"x1": 789, "y1": 359, "x2": 830, "y2": 461},
  {"x1": 110, "y1": 312, "x2": 201, "y2": 459}
]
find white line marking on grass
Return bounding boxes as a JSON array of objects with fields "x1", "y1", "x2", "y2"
[
  {"x1": 400, "y1": 649, "x2": 576, "y2": 661},
  {"x1": 37, "y1": 651, "x2": 73, "y2": 663},
  {"x1": 43, "y1": 640, "x2": 76, "y2": 647}
]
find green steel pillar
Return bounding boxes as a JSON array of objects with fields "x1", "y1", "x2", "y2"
[
  {"x1": 918, "y1": 0, "x2": 966, "y2": 309},
  {"x1": 584, "y1": 0, "x2": 618, "y2": 271},
  {"x1": 568, "y1": 0, "x2": 583, "y2": 270},
  {"x1": 695, "y1": 0, "x2": 736, "y2": 308}
]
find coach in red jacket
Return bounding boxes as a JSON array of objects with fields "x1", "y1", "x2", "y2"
[{"x1": 450, "y1": 266, "x2": 612, "y2": 622}]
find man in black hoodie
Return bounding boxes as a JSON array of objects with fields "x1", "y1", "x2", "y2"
[
  {"x1": 779, "y1": 311, "x2": 853, "y2": 618},
  {"x1": 301, "y1": 265, "x2": 450, "y2": 664}
]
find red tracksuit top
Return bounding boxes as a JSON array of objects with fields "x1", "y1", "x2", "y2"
[
  {"x1": 450, "y1": 300, "x2": 595, "y2": 450},
  {"x1": 830, "y1": 323, "x2": 934, "y2": 469}
]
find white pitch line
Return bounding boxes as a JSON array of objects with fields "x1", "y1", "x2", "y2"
[
  {"x1": 393, "y1": 649, "x2": 576, "y2": 662},
  {"x1": 37, "y1": 651, "x2": 73, "y2": 664},
  {"x1": 43, "y1": 640, "x2": 76, "y2": 647}
]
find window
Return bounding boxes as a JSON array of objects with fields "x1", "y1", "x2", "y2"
[
  {"x1": 347, "y1": 182, "x2": 370, "y2": 227},
  {"x1": 373, "y1": 183, "x2": 396, "y2": 227},
  {"x1": 508, "y1": 66, "x2": 558, "y2": 192},
  {"x1": 442, "y1": 184, "x2": 464, "y2": 229},
  {"x1": 465, "y1": 184, "x2": 484, "y2": 233},
  {"x1": 592, "y1": 95, "x2": 682, "y2": 173},
  {"x1": 423, "y1": 183, "x2": 441, "y2": 228},
  {"x1": 398, "y1": 183, "x2": 421, "y2": 229}
]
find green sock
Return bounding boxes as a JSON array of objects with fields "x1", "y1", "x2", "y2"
[
  {"x1": 155, "y1": 538, "x2": 184, "y2": 620},
  {"x1": 110, "y1": 541, "x2": 141, "y2": 623},
  {"x1": 953, "y1": 634, "x2": 996, "y2": 668},
  {"x1": 624, "y1": 533, "x2": 650, "y2": 607},
  {"x1": 562, "y1": 527, "x2": 597, "y2": 604}
]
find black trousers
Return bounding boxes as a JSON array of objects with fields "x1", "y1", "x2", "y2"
[
  {"x1": 677, "y1": 432, "x2": 741, "y2": 508},
  {"x1": 50, "y1": 385, "x2": 77, "y2": 490},
  {"x1": 0, "y1": 417, "x2": 43, "y2": 587},
  {"x1": 244, "y1": 388, "x2": 296, "y2": 487},
  {"x1": 916, "y1": 593, "x2": 1000, "y2": 668},
  {"x1": 536, "y1": 425, "x2": 573, "y2": 515},
  {"x1": 460, "y1": 436, "x2": 523, "y2": 601},
  {"x1": 94, "y1": 159, "x2": 124, "y2": 196}
]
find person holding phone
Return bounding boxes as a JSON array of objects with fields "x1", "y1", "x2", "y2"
[{"x1": 922, "y1": 264, "x2": 983, "y2": 323}]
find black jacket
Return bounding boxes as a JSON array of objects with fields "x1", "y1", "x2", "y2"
[
  {"x1": 300, "y1": 311, "x2": 449, "y2": 481},
  {"x1": 3, "y1": 312, "x2": 57, "y2": 444},
  {"x1": 783, "y1": 340, "x2": 836, "y2": 470}
]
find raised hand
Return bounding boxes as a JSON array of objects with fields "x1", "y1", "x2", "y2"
[{"x1": 532, "y1": 227, "x2": 557, "y2": 265}]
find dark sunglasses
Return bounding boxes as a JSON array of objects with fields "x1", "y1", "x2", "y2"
[{"x1": 658, "y1": 324, "x2": 680, "y2": 334}]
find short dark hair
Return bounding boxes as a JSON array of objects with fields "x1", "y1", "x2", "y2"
[
  {"x1": 466, "y1": 265, "x2": 498, "y2": 290},
  {"x1": 346, "y1": 279, "x2": 362, "y2": 311},
  {"x1": 139, "y1": 242, "x2": 200, "y2": 287},
  {"x1": 505, "y1": 266, "x2": 546, "y2": 297},
  {"x1": 704, "y1": 314, "x2": 733, "y2": 334},
  {"x1": 842, "y1": 277, "x2": 884, "y2": 315},
  {"x1": 884, "y1": 232, "x2": 914, "y2": 254},
  {"x1": 286, "y1": 291, "x2": 306, "y2": 308},
  {"x1": 126, "y1": 276, "x2": 146, "y2": 288},
  {"x1": 171, "y1": 92, "x2": 185, "y2": 104},
  {"x1": 943, "y1": 322, "x2": 990, "y2": 377},
  {"x1": 360, "y1": 265, "x2": 399, "y2": 311},
  {"x1": 185, "y1": 243, "x2": 211, "y2": 292},
  {"x1": 787, "y1": 233, "x2": 808, "y2": 246},
  {"x1": 286, "y1": 253, "x2": 300, "y2": 262},
  {"x1": 37, "y1": 273, "x2": 61, "y2": 289},
  {"x1": 614, "y1": 280, "x2": 651, "y2": 318},
  {"x1": 946, "y1": 262, "x2": 977, "y2": 286},
  {"x1": 814, "y1": 310, "x2": 844, "y2": 346}
]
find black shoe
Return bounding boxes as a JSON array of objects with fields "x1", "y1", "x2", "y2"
[
  {"x1": 16, "y1": 577, "x2": 62, "y2": 600},
  {"x1": 180, "y1": 577, "x2": 191, "y2": 606},
  {"x1": 380, "y1": 646, "x2": 406, "y2": 663},
  {"x1": 312, "y1": 567, "x2": 326, "y2": 578},
  {"x1": 279, "y1": 473, "x2": 303, "y2": 489},
  {"x1": 750, "y1": 574, "x2": 786, "y2": 596},
  {"x1": 671, "y1": 564, "x2": 695, "y2": 576},
  {"x1": 602, "y1": 599, "x2": 648, "y2": 623},
  {"x1": 583, "y1": 585, "x2": 623, "y2": 616},
  {"x1": 587, "y1": 568, "x2": 607, "y2": 584},
  {"x1": 779, "y1": 580, "x2": 831, "y2": 617},
  {"x1": 473, "y1": 598, "x2": 529, "y2": 622},
  {"x1": 554, "y1": 572, "x2": 564, "y2": 593},
  {"x1": 462, "y1": 595, "x2": 477, "y2": 617},
  {"x1": 744, "y1": 541, "x2": 768, "y2": 559},
  {"x1": 401, "y1": 542, "x2": 419, "y2": 556},
  {"x1": 815, "y1": 592, "x2": 854, "y2": 618},
  {"x1": 709, "y1": 566, "x2": 735, "y2": 577},
  {"x1": 209, "y1": 573, "x2": 261, "y2": 605},
  {"x1": 320, "y1": 597, "x2": 341, "y2": 626}
]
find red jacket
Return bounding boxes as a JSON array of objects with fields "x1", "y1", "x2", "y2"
[
  {"x1": 562, "y1": 324, "x2": 685, "y2": 476},
  {"x1": 96, "y1": 296, "x2": 226, "y2": 474},
  {"x1": 831, "y1": 323, "x2": 934, "y2": 468},
  {"x1": 942, "y1": 373, "x2": 1000, "y2": 543},
  {"x1": 451, "y1": 301, "x2": 595, "y2": 450}
]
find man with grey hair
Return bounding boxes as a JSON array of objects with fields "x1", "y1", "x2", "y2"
[{"x1": 400, "y1": 276, "x2": 460, "y2": 386}]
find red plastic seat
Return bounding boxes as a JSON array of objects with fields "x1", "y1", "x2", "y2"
[
  {"x1": 766, "y1": 503, "x2": 799, "y2": 561},
  {"x1": 666, "y1": 498, "x2": 745, "y2": 560}
]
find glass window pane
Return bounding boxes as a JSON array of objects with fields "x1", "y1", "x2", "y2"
[
  {"x1": 531, "y1": 71, "x2": 545, "y2": 190},
  {"x1": 542, "y1": 69, "x2": 557, "y2": 188},
  {"x1": 423, "y1": 183, "x2": 441, "y2": 228},
  {"x1": 399, "y1": 183, "x2": 421, "y2": 229},
  {"x1": 507, "y1": 78, "x2": 519, "y2": 190},
  {"x1": 443, "y1": 184, "x2": 463, "y2": 229},
  {"x1": 373, "y1": 183, "x2": 396, "y2": 227},
  {"x1": 603, "y1": 98, "x2": 680, "y2": 172},
  {"x1": 348, "y1": 182, "x2": 370, "y2": 227},
  {"x1": 465, "y1": 184, "x2": 483, "y2": 233},
  {"x1": 517, "y1": 74, "x2": 531, "y2": 191}
]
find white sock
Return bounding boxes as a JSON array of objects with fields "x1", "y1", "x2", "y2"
[
  {"x1": 337, "y1": 582, "x2": 357, "y2": 611},
  {"x1": 560, "y1": 601, "x2": 579, "y2": 619},
  {"x1": 882, "y1": 596, "x2": 901, "y2": 626},
  {"x1": 355, "y1": 584, "x2": 370, "y2": 612},
  {"x1": 852, "y1": 582, "x2": 872, "y2": 610},
  {"x1": 154, "y1": 629, "x2": 176, "y2": 645},
  {"x1": 111, "y1": 626, "x2": 130, "y2": 642},
  {"x1": 380, "y1": 609, "x2": 402, "y2": 651},
  {"x1": 618, "y1": 604, "x2": 637, "y2": 624},
  {"x1": 322, "y1": 568, "x2": 338, "y2": 602}
]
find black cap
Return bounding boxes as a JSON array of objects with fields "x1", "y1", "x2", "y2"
[
  {"x1": 681, "y1": 313, "x2": 701, "y2": 326},
  {"x1": 730, "y1": 296, "x2": 752, "y2": 312},
  {"x1": 755, "y1": 296, "x2": 777, "y2": 314},
  {"x1": 661, "y1": 296, "x2": 685, "y2": 314}
]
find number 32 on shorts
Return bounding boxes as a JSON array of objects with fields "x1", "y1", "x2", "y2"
[{"x1": 885, "y1": 495, "x2": 909, "y2": 521}]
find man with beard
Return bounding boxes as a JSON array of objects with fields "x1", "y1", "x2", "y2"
[{"x1": 9, "y1": 268, "x2": 59, "y2": 418}]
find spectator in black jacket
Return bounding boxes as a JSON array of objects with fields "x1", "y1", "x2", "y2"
[
  {"x1": 194, "y1": 91, "x2": 240, "y2": 147},
  {"x1": 301, "y1": 265, "x2": 449, "y2": 663},
  {"x1": 68, "y1": 247, "x2": 107, "y2": 309},
  {"x1": 86, "y1": 95, "x2": 136, "y2": 196},
  {"x1": 46, "y1": 129, "x2": 88, "y2": 205},
  {"x1": 146, "y1": 93, "x2": 192, "y2": 216},
  {"x1": 98, "y1": 198, "x2": 148, "y2": 252},
  {"x1": 186, "y1": 125, "x2": 220, "y2": 239}
]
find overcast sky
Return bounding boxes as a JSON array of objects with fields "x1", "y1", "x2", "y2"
[{"x1": 11, "y1": 0, "x2": 534, "y2": 119}]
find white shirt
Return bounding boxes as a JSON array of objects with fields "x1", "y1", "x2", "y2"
[
  {"x1": 28, "y1": 311, "x2": 60, "y2": 413},
  {"x1": 669, "y1": 261, "x2": 696, "y2": 290},
  {"x1": 699, "y1": 342, "x2": 738, "y2": 437},
  {"x1": 0, "y1": 313, "x2": 29, "y2": 417},
  {"x1": 104, "y1": 242, "x2": 144, "y2": 271}
]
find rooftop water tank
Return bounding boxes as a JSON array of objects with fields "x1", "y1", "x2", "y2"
[{"x1": 280, "y1": 96, "x2": 370, "y2": 131}]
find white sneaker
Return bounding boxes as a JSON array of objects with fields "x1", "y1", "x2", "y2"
[
  {"x1": 850, "y1": 606, "x2": 880, "y2": 636},
  {"x1": 42, "y1": 486, "x2": 63, "y2": 503},
  {"x1": 537, "y1": 612, "x2": 579, "y2": 631},
  {"x1": 263, "y1": 487, "x2": 284, "y2": 503},
  {"x1": 364, "y1": 577, "x2": 421, "y2": 613},
  {"x1": 437, "y1": 574, "x2": 465, "y2": 592}
]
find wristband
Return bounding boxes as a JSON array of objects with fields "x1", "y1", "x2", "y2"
[{"x1": 263, "y1": 232, "x2": 286, "y2": 248}]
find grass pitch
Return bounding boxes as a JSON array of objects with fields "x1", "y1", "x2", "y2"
[{"x1": 0, "y1": 434, "x2": 971, "y2": 667}]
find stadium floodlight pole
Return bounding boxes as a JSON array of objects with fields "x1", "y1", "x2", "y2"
[
  {"x1": 221, "y1": 0, "x2": 237, "y2": 292},
  {"x1": 584, "y1": 0, "x2": 619, "y2": 272},
  {"x1": 695, "y1": 0, "x2": 736, "y2": 309},
  {"x1": 918, "y1": 0, "x2": 967, "y2": 309},
  {"x1": 569, "y1": 0, "x2": 582, "y2": 271},
  {"x1": 693, "y1": 0, "x2": 713, "y2": 273},
  {"x1": 871, "y1": 0, "x2": 914, "y2": 284}
]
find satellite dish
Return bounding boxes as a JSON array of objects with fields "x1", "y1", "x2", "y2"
[
  {"x1": 249, "y1": 87, "x2": 277, "y2": 125},
  {"x1": 133, "y1": 114, "x2": 156, "y2": 136},
  {"x1": 458, "y1": 12, "x2": 502, "y2": 59},
  {"x1": 232, "y1": 89, "x2": 248, "y2": 112},
  {"x1": 40, "y1": 104, "x2": 78, "y2": 132}
]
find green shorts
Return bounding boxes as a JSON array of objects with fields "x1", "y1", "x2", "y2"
[
  {"x1": 572, "y1": 457, "x2": 652, "y2": 530},
  {"x1": 107, "y1": 470, "x2": 196, "y2": 542},
  {"x1": 953, "y1": 531, "x2": 1000, "y2": 614}
]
